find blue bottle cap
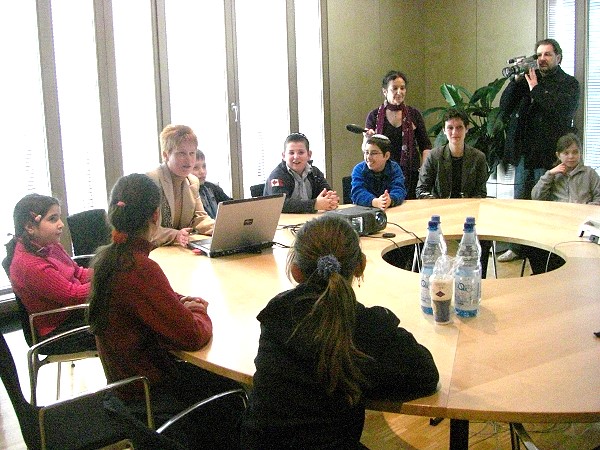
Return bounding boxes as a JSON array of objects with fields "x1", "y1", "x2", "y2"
[
  {"x1": 465, "y1": 216, "x2": 476, "y2": 225},
  {"x1": 431, "y1": 215, "x2": 441, "y2": 223},
  {"x1": 428, "y1": 220, "x2": 438, "y2": 230},
  {"x1": 463, "y1": 222, "x2": 474, "y2": 232}
]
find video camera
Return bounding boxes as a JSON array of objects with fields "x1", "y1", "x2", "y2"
[{"x1": 502, "y1": 54, "x2": 538, "y2": 78}]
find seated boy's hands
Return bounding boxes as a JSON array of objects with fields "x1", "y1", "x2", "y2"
[
  {"x1": 315, "y1": 188, "x2": 339, "y2": 211},
  {"x1": 372, "y1": 190, "x2": 391, "y2": 209}
]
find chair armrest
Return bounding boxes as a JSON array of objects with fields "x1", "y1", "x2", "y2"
[
  {"x1": 156, "y1": 388, "x2": 248, "y2": 434},
  {"x1": 29, "y1": 304, "x2": 90, "y2": 345},
  {"x1": 510, "y1": 423, "x2": 539, "y2": 450},
  {"x1": 72, "y1": 254, "x2": 95, "y2": 268},
  {"x1": 38, "y1": 375, "x2": 154, "y2": 448}
]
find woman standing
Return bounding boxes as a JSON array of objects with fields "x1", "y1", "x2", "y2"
[{"x1": 365, "y1": 71, "x2": 432, "y2": 200}]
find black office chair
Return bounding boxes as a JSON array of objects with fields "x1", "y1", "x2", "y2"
[
  {"x1": 250, "y1": 183, "x2": 265, "y2": 198},
  {"x1": 1, "y1": 327, "x2": 248, "y2": 450},
  {"x1": 66, "y1": 208, "x2": 111, "y2": 259},
  {"x1": 342, "y1": 176, "x2": 352, "y2": 204}
]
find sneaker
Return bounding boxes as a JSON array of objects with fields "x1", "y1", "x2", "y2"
[{"x1": 497, "y1": 249, "x2": 519, "y2": 262}]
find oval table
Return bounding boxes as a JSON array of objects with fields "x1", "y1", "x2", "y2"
[{"x1": 150, "y1": 198, "x2": 600, "y2": 449}]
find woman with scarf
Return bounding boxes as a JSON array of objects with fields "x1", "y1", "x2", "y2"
[{"x1": 364, "y1": 71, "x2": 432, "y2": 200}]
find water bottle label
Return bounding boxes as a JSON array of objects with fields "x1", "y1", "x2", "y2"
[
  {"x1": 454, "y1": 276, "x2": 480, "y2": 311},
  {"x1": 420, "y1": 273, "x2": 432, "y2": 309}
]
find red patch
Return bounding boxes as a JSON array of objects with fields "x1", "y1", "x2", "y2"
[{"x1": 271, "y1": 179, "x2": 283, "y2": 187}]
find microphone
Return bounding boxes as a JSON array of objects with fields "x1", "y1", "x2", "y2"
[{"x1": 346, "y1": 124, "x2": 367, "y2": 134}]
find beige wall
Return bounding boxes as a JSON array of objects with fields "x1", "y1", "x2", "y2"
[{"x1": 326, "y1": 0, "x2": 536, "y2": 198}]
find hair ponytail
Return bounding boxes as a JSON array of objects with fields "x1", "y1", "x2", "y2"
[
  {"x1": 88, "y1": 174, "x2": 160, "y2": 334},
  {"x1": 287, "y1": 216, "x2": 369, "y2": 405}
]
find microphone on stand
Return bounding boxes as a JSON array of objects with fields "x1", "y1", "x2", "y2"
[{"x1": 345, "y1": 124, "x2": 368, "y2": 134}]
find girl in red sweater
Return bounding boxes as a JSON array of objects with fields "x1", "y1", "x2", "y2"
[
  {"x1": 4, "y1": 194, "x2": 96, "y2": 352},
  {"x1": 88, "y1": 173, "x2": 243, "y2": 449}
]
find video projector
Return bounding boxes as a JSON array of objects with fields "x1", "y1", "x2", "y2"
[{"x1": 325, "y1": 206, "x2": 387, "y2": 236}]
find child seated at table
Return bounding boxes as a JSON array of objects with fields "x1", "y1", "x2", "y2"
[
  {"x1": 241, "y1": 215, "x2": 439, "y2": 449},
  {"x1": 263, "y1": 132, "x2": 339, "y2": 213},
  {"x1": 88, "y1": 173, "x2": 243, "y2": 449},
  {"x1": 351, "y1": 134, "x2": 407, "y2": 209},
  {"x1": 193, "y1": 149, "x2": 232, "y2": 219},
  {"x1": 4, "y1": 193, "x2": 96, "y2": 353},
  {"x1": 528, "y1": 133, "x2": 600, "y2": 273}
]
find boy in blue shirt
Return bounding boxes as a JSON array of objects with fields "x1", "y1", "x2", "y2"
[{"x1": 351, "y1": 134, "x2": 407, "y2": 209}]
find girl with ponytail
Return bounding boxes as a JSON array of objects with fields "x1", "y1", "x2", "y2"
[
  {"x1": 241, "y1": 215, "x2": 439, "y2": 449},
  {"x1": 88, "y1": 173, "x2": 242, "y2": 449}
]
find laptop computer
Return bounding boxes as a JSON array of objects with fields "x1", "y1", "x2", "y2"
[{"x1": 188, "y1": 193, "x2": 285, "y2": 257}]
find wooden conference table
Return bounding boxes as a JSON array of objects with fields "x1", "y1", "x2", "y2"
[{"x1": 150, "y1": 198, "x2": 600, "y2": 449}]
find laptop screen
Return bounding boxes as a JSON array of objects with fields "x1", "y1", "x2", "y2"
[{"x1": 190, "y1": 193, "x2": 285, "y2": 257}]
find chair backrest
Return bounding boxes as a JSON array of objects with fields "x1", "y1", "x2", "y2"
[
  {"x1": 250, "y1": 183, "x2": 265, "y2": 198},
  {"x1": 0, "y1": 332, "x2": 41, "y2": 449},
  {"x1": 66, "y1": 209, "x2": 111, "y2": 256},
  {"x1": 342, "y1": 176, "x2": 352, "y2": 205},
  {"x1": 1, "y1": 258, "x2": 35, "y2": 347}
]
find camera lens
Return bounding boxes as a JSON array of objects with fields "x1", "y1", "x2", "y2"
[{"x1": 502, "y1": 65, "x2": 519, "y2": 78}]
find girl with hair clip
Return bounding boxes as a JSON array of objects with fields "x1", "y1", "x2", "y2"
[
  {"x1": 3, "y1": 193, "x2": 96, "y2": 352},
  {"x1": 241, "y1": 215, "x2": 439, "y2": 449},
  {"x1": 88, "y1": 173, "x2": 243, "y2": 449}
]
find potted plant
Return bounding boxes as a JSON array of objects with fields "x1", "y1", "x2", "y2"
[{"x1": 422, "y1": 77, "x2": 509, "y2": 173}]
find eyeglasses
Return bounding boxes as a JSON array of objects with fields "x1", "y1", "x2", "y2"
[{"x1": 362, "y1": 151, "x2": 383, "y2": 157}]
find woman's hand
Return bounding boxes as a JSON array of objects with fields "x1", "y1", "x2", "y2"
[{"x1": 176, "y1": 227, "x2": 193, "y2": 247}]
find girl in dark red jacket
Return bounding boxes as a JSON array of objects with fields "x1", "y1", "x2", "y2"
[{"x1": 88, "y1": 173, "x2": 242, "y2": 449}]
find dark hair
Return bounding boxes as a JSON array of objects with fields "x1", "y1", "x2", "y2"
[
  {"x1": 284, "y1": 133, "x2": 310, "y2": 151},
  {"x1": 3, "y1": 194, "x2": 60, "y2": 272},
  {"x1": 195, "y1": 149, "x2": 206, "y2": 161},
  {"x1": 88, "y1": 174, "x2": 161, "y2": 334},
  {"x1": 442, "y1": 108, "x2": 469, "y2": 127},
  {"x1": 381, "y1": 70, "x2": 408, "y2": 89},
  {"x1": 366, "y1": 134, "x2": 392, "y2": 155},
  {"x1": 556, "y1": 132, "x2": 581, "y2": 154},
  {"x1": 286, "y1": 215, "x2": 369, "y2": 405},
  {"x1": 535, "y1": 38, "x2": 562, "y2": 59}
]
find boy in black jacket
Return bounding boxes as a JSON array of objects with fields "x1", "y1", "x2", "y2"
[{"x1": 264, "y1": 133, "x2": 339, "y2": 213}]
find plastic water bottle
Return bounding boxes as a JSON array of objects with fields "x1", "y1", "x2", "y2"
[
  {"x1": 431, "y1": 215, "x2": 447, "y2": 255},
  {"x1": 454, "y1": 220, "x2": 482, "y2": 317},
  {"x1": 420, "y1": 220, "x2": 443, "y2": 314},
  {"x1": 465, "y1": 216, "x2": 481, "y2": 257}
]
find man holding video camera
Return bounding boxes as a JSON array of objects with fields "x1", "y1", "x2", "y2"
[{"x1": 497, "y1": 38, "x2": 580, "y2": 262}]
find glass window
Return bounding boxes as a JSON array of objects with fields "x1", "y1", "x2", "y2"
[
  {"x1": 112, "y1": 1, "x2": 160, "y2": 175},
  {"x1": 0, "y1": 1, "x2": 50, "y2": 291},
  {"x1": 548, "y1": 0, "x2": 600, "y2": 173},
  {"x1": 51, "y1": 0, "x2": 107, "y2": 213},
  {"x1": 585, "y1": 2, "x2": 600, "y2": 172},
  {"x1": 235, "y1": 0, "x2": 290, "y2": 196},
  {"x1": 295, "y1": 0, "x2": 326, "y2": 173},
  {"x1": 165, "y1": 0, "x2": 231, "y2": 196}
]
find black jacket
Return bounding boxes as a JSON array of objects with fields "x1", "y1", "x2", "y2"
[
  {"x1": 263, "y1": 161, "x2": 332, "y2": 213},
  {"x1": 499, "y1": 66, "x2": 579, "y2": 169},
  {"x1": 241, "y1": 283, "x2": 439, "y2": 449}
]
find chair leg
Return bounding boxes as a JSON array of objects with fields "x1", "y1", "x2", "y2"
[
  {"x1": 56, "y1": 361, "x2": 62, "y2": 400},
  {"x1": 491, "y1": 241, "x2": 498, "y2": 279},
  {"x1": 520, "y1": 258, "x2": 528, "y2": 277}
]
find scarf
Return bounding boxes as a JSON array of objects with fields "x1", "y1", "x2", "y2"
[{"x1": 375, "y1": 102, "x2": 416, "y2": 170}]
